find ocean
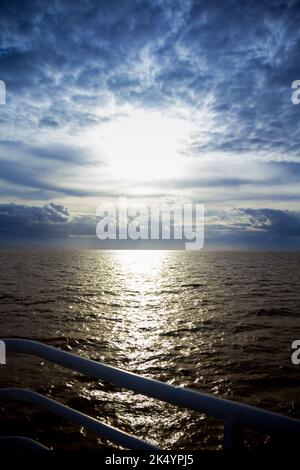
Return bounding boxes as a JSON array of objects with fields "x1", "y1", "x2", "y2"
[{"x1": 0, "y1": 249, "x2": 300, "y2": 449}]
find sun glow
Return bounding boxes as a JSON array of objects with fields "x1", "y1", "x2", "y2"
[{"x1": 96, "y1": 109, "x2": 193, "y2": 183}]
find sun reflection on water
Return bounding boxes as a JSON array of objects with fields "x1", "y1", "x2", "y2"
[
  {"x1": 109, "y1": 250, "x2": 171, "y2": 369},
  {"x1": 114, "y1": 250, "x2": 167, "y2": 278}
]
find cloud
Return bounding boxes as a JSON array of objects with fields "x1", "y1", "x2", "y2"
[
  {"x1": 0, "y1": 202, "x2": 70, "y2": 237},
  {"x1": 0, "y1": 140, "x2": 111, "y2": 198},
  {"x1": 0, "y1": 202, "x2": 96, "y2": 238},
  {"x1": 0, "y1": 0, "x2": 300, "y2": 248},
  {"x1": 1, "y1": 0, "x2": 299, "y2": 159},
  {"x1": 0, "y1": 202, "x2": 299, "y2": 251},
  {"x1": 203, "y1": 206, "x2": 300, "y2": 250},
  {"x1": 236, "y1": 208, "x2": 300, "y2": 236},
  {"x1": 39, "y1": 117, "x2": 59, "y2": 128},
  {"x1": 0, "y1": 140, "x2": 94, "y2": 164}
]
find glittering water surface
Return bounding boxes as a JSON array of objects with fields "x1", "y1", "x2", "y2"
[{"x1": 0, "y1": 250, "x2": 300, "y2": 449}]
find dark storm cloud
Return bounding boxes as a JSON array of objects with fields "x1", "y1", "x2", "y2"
[
  {"x1": 201, "y1": 206, "x2": 300, "y2": 250},
  {"x1": 0, "y1": 202, "x2": 70, "y2": 237},
  {"x1": 0, "y1": 202, "x2": 96, "y2": 238},
  {"x1": 237, "y1": 208, "x2": 300, "y2": 236}
]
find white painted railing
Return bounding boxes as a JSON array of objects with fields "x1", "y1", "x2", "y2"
[{"x1": 1, "y1": 338, "x2": 300, "y2": 449}]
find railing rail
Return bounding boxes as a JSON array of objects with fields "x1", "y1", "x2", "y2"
[
  {"x1": 0, "y1": 436, "x2": 50, "y2": 450},
  {"x1": 0, "y1": 388, "x2": 158, "y2": 450},
  {"x1": 2, "y1": 338, "x2": 300, "y2": 449}
]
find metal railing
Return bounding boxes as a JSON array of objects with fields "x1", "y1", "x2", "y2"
[
  {"x1": 0, "y1": 388, "x2": 157, "y2": 450},
  {"x1": 1, "y1": 338, "x2": 300, "y2": 450}
]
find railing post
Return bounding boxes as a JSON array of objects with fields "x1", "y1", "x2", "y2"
[{"x1": 223, "y1": 417, "x2": 244, "y2": 450}]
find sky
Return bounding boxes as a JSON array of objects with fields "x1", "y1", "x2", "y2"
[{"x1": 0, "y1": 0, "x2": 300, "y2": 249}]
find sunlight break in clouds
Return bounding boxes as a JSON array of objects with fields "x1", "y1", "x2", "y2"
[{"x1": 85, "y1": 107, "x2": 195, "y2": 183}]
